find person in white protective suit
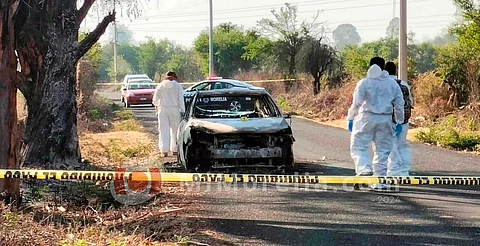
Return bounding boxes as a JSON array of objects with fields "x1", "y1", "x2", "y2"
[
  {"x1": 152, "y1": 71, "x2": 185, "y2": 157},
  {"x1": 346, "y1": 57, "x2": 405, "y2": 190},
  {"x1": 384, "y1": 61, "x2": 414, "y2": 176}
]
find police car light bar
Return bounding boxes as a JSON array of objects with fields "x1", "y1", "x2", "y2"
[{"x1": 207, "y1": 76, "x2": 222, "y2": 80}]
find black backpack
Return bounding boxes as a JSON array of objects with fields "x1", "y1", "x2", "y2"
[{"x1": 393, "y1": 79, "x2": 413, "y2": 124}]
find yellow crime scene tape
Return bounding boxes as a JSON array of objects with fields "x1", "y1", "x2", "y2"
[
  {"x1": 1, "y1": 169, "x2": 480, "y2": 186},
  {"x1": 95, "y1": 78, "x2": 306, "y2": 86}
]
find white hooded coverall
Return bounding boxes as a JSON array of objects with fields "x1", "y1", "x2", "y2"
[
  {"x1": 347, "y1": 64, "x2": 405, "y2": 177},
  {"x1": 387, "y1": 75, "x2": 414, "y2": 176},
  {"x1": 152, "y1": 79, "x2": 185, "y2": 153}
]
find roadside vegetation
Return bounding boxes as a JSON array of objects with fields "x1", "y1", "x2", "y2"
[
  {"x1": 92, "y1": 1, "x2": 480, "y2": 153},
  {"x1": 2, "y1": 37, "x2": 204, "y2": 246}
]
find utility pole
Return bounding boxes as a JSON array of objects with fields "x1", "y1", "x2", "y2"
[
  {"x1": 113, "y1": 0, "x2": 118, "y2": 82},
  {"x1": 209, "y1": 0, "x2": 214, "y2": 77},
  {"x1": 399, "y1": 0, "x2": 407, "y2": 81},
  {"x1": 393, "y1": 0, "x2": 396, "y2": 18}
]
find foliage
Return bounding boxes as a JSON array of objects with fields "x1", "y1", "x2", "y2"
[
  {"x1": 162, "y1": 49, "x2": 203, "y2": 82},
  {"x1": 430, "y1": 28, "x2": 457, "y2": 46},
  {"x1": 386, "y1": 17, "x2": 400, "y2": 39},
  {"x1": 99, "y1": 43, "x2": 140, "y2": 81},
  {"x1": 416, "y1": 115, "x2": 480, "y2": 151},
  {"x1": 115, "y1": 110, "x2": 136, "y2": 121},
  {"x1": 409, "y1": 42, "x2": 438, "y2": 73},
  {"x1": 77, "y1": 60, "x2": 99, "y2": 116},
  {"x1": 242, "y1": 31, "x2": 278, "y2": 72},
  {"x1": 138, "y1": 38, "x2": 170, "y2": 78},
  {"x1": 296, "y1": 38, "x2": 340, "y2": 94},
  {"x1": 340, "y1": 37, "x2": 431, "y2": 80},
  {"x1": 434, "y1": 44, "x2": 468, "y2": 107},
  {"x1": 257, "y1": 3, "x2": 324, "y2": 76},
  {"x1": 79, "y1": 32, "x2": 102, "y2": 67},
  {"x1": 106, "y1": 138, "x2": 153, "y2": 162},
  {"x1": 332, "y1": 24, "x2": 361, "y2": 51},
  {"x1": 107, "y1": 56, "x2": 133, "y2": 82},
  {"x1": 193, "y1": 23, "x2": 254, "y2": 77},
  {"x1": 451, "y1": 0, "x2": 480, "y2": 56},
  {"x1": 276, "y1": 96, "x2": 291, "y2": 112},
  {"x1": 112, "y1": 119, "x2": 142, "y2": 132}
]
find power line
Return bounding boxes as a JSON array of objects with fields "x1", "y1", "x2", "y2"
[
  {"x1": 128, "y1": 16, "x2": 453, "y2": 33},
  {"x1": 120, "y1": 0, "x2": 356, "y2": 21},
  {"x1": 126, "y1": 13, "x2": 453, "y2": 31},
  {"x1": 125, "y1": 0, "x2": 431, "y2": 26},
  {"x1": 130, "y1": 22, "x2": 453, "y2": 35}
]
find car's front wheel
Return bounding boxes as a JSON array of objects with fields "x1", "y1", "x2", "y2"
[{"x1": 281, "y1": 138, "x2": 295, "y2": 174}]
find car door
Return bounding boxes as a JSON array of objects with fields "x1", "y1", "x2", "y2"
[{"x1": 177, "y1": 92, "x2": 197, "y2": 158}]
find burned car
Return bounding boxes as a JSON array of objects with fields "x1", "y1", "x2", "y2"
[{"x1": 176, "y1": 88, "x2": 295, "y2": 173}]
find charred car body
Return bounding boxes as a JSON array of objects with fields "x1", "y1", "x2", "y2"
[{"x1": 177, "y1": 88, "x2": 295, "y2": 172}]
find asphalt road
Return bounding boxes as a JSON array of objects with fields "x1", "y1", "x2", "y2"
[{"x1": 101, "y1": 91, "x2": 480, "y2": 246}]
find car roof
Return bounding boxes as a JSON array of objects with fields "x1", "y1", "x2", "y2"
[
  {"x1": 195, "y1": 87, "x2": 268, "y2": 96},
  {"x1": 195, "y1": 78, "x2": 263, "y2": 89},
  {"x1": 125, "y1": 74, "x2": 149, "y2": 77},
  {"x1": 128, "y1": 78, "x2": 153, "y2": 82}
]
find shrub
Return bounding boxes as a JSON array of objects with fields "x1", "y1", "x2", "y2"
[
  {"x1": 276, "y1": 96, "x2": 291, "y2": 112},
  {"x1": 112, "y1": 119, "x2": 142, "y2": 132},
  {"x1": 106, "y1": 139, "x2": 153, "y2": 162},
  {"x1": 90, "y1": 109, "x2": 101, "y2": 119},
  {"x1": 411, "y1": 71, "x2": 452, "y2": 121},
  {"x1": 416, "y1": 115, "x2": 480, "y2": 151},
  {"x1": 115, "y1": 110, "x2": 135, "y2": 121}
]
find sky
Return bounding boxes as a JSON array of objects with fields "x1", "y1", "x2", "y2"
[{"x1": 81, "y1": 0, "x2": 458, "y2": 48}]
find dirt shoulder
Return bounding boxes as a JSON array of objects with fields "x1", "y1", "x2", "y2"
[
  {"x1": 301, "y1": 117, "x2": 425, "y2": 142},
  {"x1": 1, "y1": 94, "x2": 222, "y2": 246}
]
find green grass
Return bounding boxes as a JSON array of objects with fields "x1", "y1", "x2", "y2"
[
  {"x1": 415, "y1": 115, "x2": 480, "y2": 151},
  {"x1": 276, "y1": 96, "x2": 291, "y2": 112}
]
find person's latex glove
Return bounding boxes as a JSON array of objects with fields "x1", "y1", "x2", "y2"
[
  {"x1": 395, "y1": 124, "x2": 402, "y2": 136},
  {"x1": 348, "y1": 120, "x2": 353, "y2": 132}
]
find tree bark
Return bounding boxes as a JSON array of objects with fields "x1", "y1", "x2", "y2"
[
  {"x1": 0, "y1": 0, "x2": 20, "y2": 205},
  {"x1": 17, "y1": 0, "x2": 114, "y2": 168},
  {"x1": 313, "y1": 76, "x2": 320, "y2": 95},
  {"x1": 20, "y1": 0, "x2": 79, "y2": 167}
]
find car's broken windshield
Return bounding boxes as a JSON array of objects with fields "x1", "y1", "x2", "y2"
[{"x1": 193, "y1": 95, "x2": 278, "y2": 118}]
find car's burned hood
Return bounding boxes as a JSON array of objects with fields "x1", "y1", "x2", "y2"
[{"x1": 188, "y1": 117, "x2": 290, "y2": 134}]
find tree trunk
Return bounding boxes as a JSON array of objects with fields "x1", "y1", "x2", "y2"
[
  {"x1": 16, "y1": 0, "x2": 114, "y2": 168},
  {"x1": 0, "y1": 0, "x2": 20, "y2": 205},
  {"x1": 21, "y1": 0, "x2": 81, "y2": 168},
  {"x1": 313, "y1": 73, "x2": 321, "y2": 95},
  {"x1": 313, "y1": 79, "x2": 320, "y2": 95}
]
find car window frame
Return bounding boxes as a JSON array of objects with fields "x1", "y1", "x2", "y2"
[{"x1": 191, "y1": 93, "x2": 280, "y2": 119}]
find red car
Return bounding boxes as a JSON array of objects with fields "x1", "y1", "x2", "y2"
[{"x1": 122, "y1": 79, "x2": 156, "y2": 107}]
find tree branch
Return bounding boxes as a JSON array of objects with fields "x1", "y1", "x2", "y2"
[
  {"x1": 76, "y1": 11, "x2": 115, "y2": 62},
  {"x1": 77, "y1": 0, "x2": 96, "y2": 27}
]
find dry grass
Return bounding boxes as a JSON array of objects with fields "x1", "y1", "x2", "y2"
[
  {"x1": 269, "y1": 79, "x2": 356, "y2": 121},
  {"x1": 17, "y1": 92, "x2": 27, "y2": 120},
  {"x1": 410, "y1": 71, "x2": 453, "y2": 126},
  {"x1": 79, "y1": 131, "x2": 157, "y2": 168},
  {"x1": 0, "y1": 182, "x2": 201, "y2": 246},
  {"x1": 96, "y1": 84, "x2": 122, "y2": 93}
]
